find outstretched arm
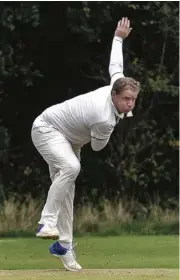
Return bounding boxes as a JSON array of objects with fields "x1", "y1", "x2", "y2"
[{"x1": 109, "y1": 17, "x2": 132, "y2": 84}]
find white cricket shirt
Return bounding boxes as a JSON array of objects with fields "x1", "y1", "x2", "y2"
[
  {"x1": 34, "y1": 85, "x2": 123, "y2": 151},
  {"x1": 33, "y1": 36, "x2": 133, "y2": 151}
]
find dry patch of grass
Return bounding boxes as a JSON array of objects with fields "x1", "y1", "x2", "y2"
[
  {"x1": 0, "y1": 196, "x2": 42, "y2": 232},
  {"x1": 0, "y1": 269, "x2": 178, "y2": 280},
  {"x1": 0, "y1": 196, "x2": 178, "y2": 235}
]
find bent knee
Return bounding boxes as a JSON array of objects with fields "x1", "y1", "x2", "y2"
[{"x1": 66, "y1": 160, "x2": 81, "y2": 178}]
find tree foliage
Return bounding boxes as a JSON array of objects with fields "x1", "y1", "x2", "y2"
[{"x1": 0, "y1": 2, "x2": 178, "y2": 205}]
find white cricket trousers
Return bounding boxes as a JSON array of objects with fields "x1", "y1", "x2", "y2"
[{"x1": 31, "y1": 118, "x2": 81, "y2": 245}]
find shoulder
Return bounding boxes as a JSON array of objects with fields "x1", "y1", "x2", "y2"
[{"x1": 91, "y1": 85, "x2": 112, "y2": 111}]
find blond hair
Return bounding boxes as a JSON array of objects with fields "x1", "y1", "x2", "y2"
[{"x1": 112, "y1": 77, "x2": 140, "y2": 95}]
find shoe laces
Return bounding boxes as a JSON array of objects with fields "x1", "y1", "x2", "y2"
[{"x1": 66, "y1": 242, "x2": 77, "y2": 262}]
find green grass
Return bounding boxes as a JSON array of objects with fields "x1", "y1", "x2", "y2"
[
  {"x1": 0, "y1": 236, "x2": 178, "y2": 279},
  {"x1": 0, "y1": 236, "x2": 178, "y2": 270}
]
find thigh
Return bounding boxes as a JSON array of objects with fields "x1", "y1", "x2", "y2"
[{"x1": 31, "y1": 126, "x2": 79, "y2": 170}]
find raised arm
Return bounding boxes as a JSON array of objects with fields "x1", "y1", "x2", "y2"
[{"x1": 109, "y1": 17, "x2": 132, "y2": 85}]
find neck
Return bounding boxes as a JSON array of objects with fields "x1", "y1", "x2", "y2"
[{"x1": 111, "y1": 99, "x2": 124, "y2": 119}]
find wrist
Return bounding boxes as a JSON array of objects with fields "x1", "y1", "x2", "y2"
[{"x1": 114, "y1": 36, "x2": 123, "y2": 43}]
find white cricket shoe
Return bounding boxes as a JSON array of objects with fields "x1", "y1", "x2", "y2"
[
  {"x1": 49, "y1": 241, "x2": 82, "y2": 271},
  {"x1": 36, "y1": 224, "x2": 59, "y2": 240}
]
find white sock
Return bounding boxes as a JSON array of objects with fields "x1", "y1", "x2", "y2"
[{"x1": 58, "y1": 241, "x2": 71, "y2": 249}]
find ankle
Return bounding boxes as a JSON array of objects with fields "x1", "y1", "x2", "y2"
[{"x1": 58, "y1": 241, "x2": 71, "y2": 249}]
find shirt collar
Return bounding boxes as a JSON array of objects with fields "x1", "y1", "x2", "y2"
[{"x1": 111, "y1": 98, "x2": 124, "y2": 119}]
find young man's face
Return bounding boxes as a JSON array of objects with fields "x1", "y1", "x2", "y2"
[{"x1": 112, "y1": 89, "x2": 138, "y2": 113}]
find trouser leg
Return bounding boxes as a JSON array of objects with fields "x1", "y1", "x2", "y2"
[
  {"x1": 49, "y1": 147, "x2": 81, "y2": 244},
  {"x1": 31, "y1": 125, "x2": 81, "y2": 228}
]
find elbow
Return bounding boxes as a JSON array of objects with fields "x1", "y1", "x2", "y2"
[
  {"x1": 91, "y1": 138, "x2": 108, "y2": 152},
  {"x1": 109, "y1": 64, "x2": 114, "y2": 77},
  {"x1": 109, "y1": 63, "x2": 123, "y2": 77},
  {"x1": 91, "y1": 143, "x2": 104, "y2": 152}
]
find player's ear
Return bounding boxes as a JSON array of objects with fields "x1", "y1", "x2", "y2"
[
  {"x1": 111, "y1": 90, "x2": 116, "y2": 97},
  {"x1": 111, "y1": 90, "x2": 116, "y2": 102}
]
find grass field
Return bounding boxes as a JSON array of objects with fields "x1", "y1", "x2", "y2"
[{"x1": 0, "y1": 236, "x2": 178, "y2": 280}]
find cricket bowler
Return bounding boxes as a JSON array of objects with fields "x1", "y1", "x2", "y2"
[{"x1": 31, "y1": 17, "x2": 140, "y2": 271}]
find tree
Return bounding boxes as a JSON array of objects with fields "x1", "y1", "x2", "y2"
[{"x1": 0, "y1": 1, "x2": 178, "y2": 205}]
